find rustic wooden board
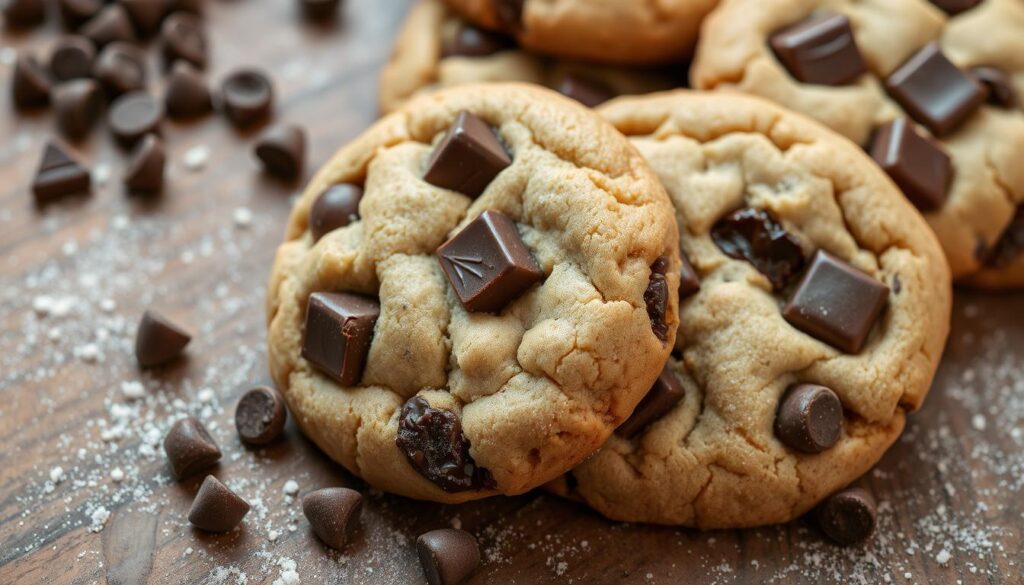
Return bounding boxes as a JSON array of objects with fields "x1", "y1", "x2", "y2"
[{"x1": 1, "y1": 0, "x2": 1022, "y2": 583}]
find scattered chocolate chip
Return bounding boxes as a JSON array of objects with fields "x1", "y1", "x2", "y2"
[
  {"x1": 93, "y1": 41, "x2": 147, "y2": 96},
  {"x1": 254, "y1": 124, "x2": 305, "y2": 180},
  {"x1": 437, "y1": 210, "x2": 544, "y2": 313},
  {"x1": 554, "y1": 73, "x2": 616, "y2": 108},
  {"x1": 57, "y1": 0, "x2": 101, "y2": 29},
  {"x1": 135, "y1": 308, "x2": 191, "y2": 367},
  {"x1": 49, "y1": 36, "x2": 96, "y2": 82},
  {"x1": 398, "y1": 396, "x2": 494, "y2": 493},
  {"x1": 423, "y1": 110, "x2": 512, "y2": 198},
  {"x1": 769, "y1": 12, "x2": 866, "y2": 86},
  {"x1": 234, "y1": 385, "x2": 287, "y2": 445},
  {"x1": 53, "y1": 79, "x2": 103, "y2": 140},
  {"x1": 985, "y1": 204, "x2": 1024, "y2": 268},
  {"x1": 783, "y1": 250, "x2": 889, "y2": 354},
  {"x1": 300, "y1": 0, "x2": 339, "y2": 21},
  {"x1": 885, "y1": 42, "x2": 986, "y2": 137},
  {"x1": 309, "y1": 184, "x2": 363, "y2": 242},
  {"x1": 302, "y1": 487, "x2": 363, "y2": 549},
  {"x1": 711, "y1": 207, "x2": 805, "y2": 290},
  {"x1": 774, "y1": 384, "x2": 843, "y2": 453},
  {"x1": 928, "y1": 0, "x2": 981, "y2": 15},
  {"x1": 493, "y1": 0, "x2": 524, "y2": 31},
  {"x1": 3, "y1": 0, "x2": 46, "y2": 28},
  {"x1": 120, "y1": 0, "x2": 166, "y2": 37},
  {"x1": 815, "y1": 487, "x2": 877, "y2": 545},
  {"x1": 12, "y1": 54, "x2": 52, "y2": 110},
  {"x1": 617, "y1": 364, "x2": 685, "y2": 439},
  {"x1": 162, "y1": 416, "x2": 221, "y2": 479},
  {"x1": 124, "y1": 133, "x2": 165, "y2": 193},
  {"x1": 80, "y1": 5, "x2": 137, "y2": 48},
  {"x1": 301, "y1": 292, "x2": 380, "y2": 386},
  {"x1": 679, "y1": 254, "x2": 701, "y2": 299},
  {"x1": 160, "y1": 12, "x2": 206, "y2": 69},
  {"x1": 32, "y1": 141, "x2": 91, "y2": 204},
  {"x1": 869, "y1": 118, "x2": 952, "y2": 212},
  {"x1": 442, "y1": 24, "x2": 512, "y2": 58},
  {"x1": 220, "y1": 68, "x2": 274, "y2": 128},
  {"x1": 188, "y1": 475, "x2": 250, "y2": 532},
  {"x1": 644, "y1": 257, "x2": 670, "y2": 342},
  {"x1": 164, "y1": 60, "x2": 212, "y2": 119},
  {"x1": 109, "y1": 91, "x2": 162, "y2": 147},
  {"x1": 416, "y1": 528, "x2": 481, "y2": 585},
  {"x1": 970, "y1": 66, "x2": 1019, "y2": 109}
]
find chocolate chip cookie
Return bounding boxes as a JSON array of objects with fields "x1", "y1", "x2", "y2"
[
  {"x1": 379, "y1": 0, "x2": 684, "y2": 114},
  {"x1": 692, "y1": 0, "x2": 1024, "y2": 288},
  {"x1": 267, "y1": 83, "x2": 681, "y2": 502},
  {"x1": 547, "y1": 91, "x2": 952, "y2": 528}
]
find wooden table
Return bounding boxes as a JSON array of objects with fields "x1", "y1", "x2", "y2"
[{"x1": 1, "y1": 0, "x2": 1022, "y2": 582}]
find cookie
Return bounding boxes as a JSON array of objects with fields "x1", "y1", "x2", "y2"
[
  {"x1": 692, "y1": 0, "x2": 1024, "y2": 288},
  {"x1": 439, "y1": 0, "x2": 721, "y2": 65},
  {"x1": 546, "y1": 91, "x2": 952, "y2": 528},
  {"x1": 266, "y1": 83, "x2": 681, "y2": 502},
  {"x1": 379, "y1": 0, "x2": 685, "y2": 115}
]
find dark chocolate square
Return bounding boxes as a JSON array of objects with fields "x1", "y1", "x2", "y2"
[
  {"x1": 616, "y1": 365, "x2": 685, "y2": 439},
  {"x1": 885, "y1": 42, "x2": 986, "y2": 137},
  {"x1": 869, "y1": 118, "x2": 952, "y2": 212},
  {"x1": 302, "y1": 292, "x2": 380, "y2": 386},
  {"x1": 769, "y1": 12, "x2": 867, "y2": 86},
  {"x1": 423, "y1": 111, "x2": 512, "y2": 198}
]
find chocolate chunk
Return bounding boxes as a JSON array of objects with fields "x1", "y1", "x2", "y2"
[
  {"x1": 423, "y1": 111, "x2": 512, "y2": 198},
  {"x1": 885, "y1": 42, "x2": 986, "y2": 137},
  {"x1": 3, "y1": 0, "x2": 46, "y2": 28},
  {"x1": 120, "y1": 0, "x2": 165, "y2": 37},
  {"x1": 442, "y1": 24, "x2": 512, "y2": 58},
  {"x1": 32, "y1": 141, "x2": 91, "y2": 204},
  {"x1": 80, "y1": 5, "x2": 137, "y2": 48},
  {"x1": 254, "y1": 124, "x2": 305, "y2": 180},
  {"x1": 554, "y1": 73, "x2": 616, "y2": 108},
  {"x1": 769, "y1": 12, "x2": 866, "y2": 86},
  {"x1": 815, "y1": 487, "x2": 877, "y2": 545},
  {"x1": 53, "y1": 79, "x2": 103, "y2": 140},
  {"x1": 234, "y1": 385, "x2": 287, "y2": 445},
  {"x1": 57, "y1": 0, "x2": 102, "y2": 29},
  {"x1": 679, "y1": 254, "x2": 701, "y2": 299},
  {"x1": 124, "y1": 133, "x2": 165, "y2": 194},
  {"x1": 220, "y1": 69, "x2": 274, "y2": 128},
  {"x1": 167, "y1": 0, "x2": 201, "y2": 15},
  {"x1": 163, "y1": 416, "x2": 221, "y2": 479},
  {"x1": 970, "y1": 66, "x2": 1018, "y2": 109},
  {"x1": 616, "y1": 364, "x2": 685, "y2": 439},
  {"x1": 985, "y1": 205, "x2": 1024, "y2": 268},
  {"x1": 300, "y1": 0, "x2": 339, "y2": 21},
  {"x1": 135, "y1": 308, "x2": 191, "y2": 367},
  {"x1": 93, "y1": 42, "x2": 147, "y2": 96},
  {"x1": 711, "y1": 207, "x2": 805, "y2": 290},
  {"x1": 397, "y1": 396, "x2": 495, "y2": 493},
  {"x1": 493, "y1": 0, "x2": 524, "y2": 31},
  {"x1": 644, "y1": 257, "x2": 670, "y2": 341},
  {"x1": 188, "y1": 475, "x2": 250, "y2": 532},
  {"x1": 164, "y1": 60, "x2": 212, "y2": 119},
  {"x1": 301, "y1": 292, "x2": 379, "y2": 386},
  {"x1": 160, "y1": 12, "x2": 206, "y2": 69},
  {"x1": 783, "y1": 250, "x2": 889, "y2": 354},
  {"x1": 49, "y1": 36, "x2": 96, "y2": 82},
  {"x1": 109, "y1": 91, "x2": 162, "y2": 147},
  {"x1": 12, "y1": 54, "x2": 52, "y2": 110},
  {"x1": 302, "y1": 487, "x2": 363, "y2": 549},
  {"x1": 437, "y1": 210, "x2": 543, "y2": 313},
  {"x1": 774, "y1": 384, "x2": 843, "y2": 453},
  {"x1": 869, "y1": 118, "x2": 952, "y2": 212},
  {"x1": 416, "y1": 529, "x2": 481, "y2": 585},
  {"x1": 928, "y1": 0, "x2": 981, "y2": 15},
  {"x1": 309, "y1": 184, "x2": 362, "y2": 242}
]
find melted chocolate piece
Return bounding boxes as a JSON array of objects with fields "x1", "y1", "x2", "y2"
[
  {"x1": 442, "y1": 25, "x2": 512, "y2": 58},
  {"x1": 396, "y1": 396, "x2": 494, "y2": 493},
  {"x1": 711, "y1": 208, "x2": 805, "y2": 290},
  {"x1": 985, "y1": 205, "x2": 1024, "y2": 268},
  {"x1": 644, "y1": 257, "x2": 670, "y2": 342}
]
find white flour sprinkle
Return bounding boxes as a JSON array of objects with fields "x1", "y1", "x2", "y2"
[
  {"x1": 49, "y1": 466, "x2": 65, "y2": 484},
  {"x1": 183, "y1": 145, "x2": 211, "y2": 170},
  {"x1": 233, "y1": 207, "x2": 254, "y2": 228},
  {"x1": 282, "y1": 480, "x2": 299, "y2": 496}
]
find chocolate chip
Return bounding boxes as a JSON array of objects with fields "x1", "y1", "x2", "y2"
[
  {"x1": 644, "y1": 257, "x2": 670, "y2": 342},
  {"x1": 164, "y1": 60, "x2": 212, "y2": 119},
  {"x1": 93, "y1": 41, "x2": 147, "y2": 96},
  {"x1": 774, "y1": 384, "x2": 843, "y2": 453},
  {"x1": 493, "y1": 0, "x2": 524, "y2": 31},
  {"x1": 397, "y1": 396, "x2": 495, "y2": 493},
  {"x1": 254, "y1": 124, "x2": 305, "y2": 180},
  {"x1": 135, "y1": 308, "x2": 191, "y2": 367},
  {"x1": 124, "y1": 133, "x2": 165, "y2": 194},
  {"x1": 442, "y1": 24, "x2": 512, "y2": 58},
  {"x1": 711, "y1": 207, "x2": 805, "y2": 290},
  {"x1": 928, "y1": 0, "x2": 981, "y2": 15},
  {"x1": 885, "y1": 42, "x2": 986, "y2": 137},
  {"x1": 554, "y1": 73, "x2": 616, "y2": 108},
  {"x1": 188, "y1": 475, "x2": 250, "y2": 532},
  {"x1": 220, "y1": 69, "x2": 274, "y2": 128},
  {"x1": 423, "y1": 111, "x2": 512, "y2": 198},
  {"x1": 869, "y1": 118, "x2": 952, "y2": 212},
  {"x1": 985, "y1": 204, "x2": 1024, "y2": 268},
  {"x1": 301, "y1": 292, "x2": 379, "y2": 386},
  {"x1": 309, "y1": 184, "x2": 362, "y2": 242},
  {"x1": 437, "y1": 210, "x2": 544, "y2": 313},
  {"x1": 616, "y1": 364, "x2": 685, "y2": 439},
  {"x1": 769, "y1": 12, "x2": 866, "y2": 86},
  {"x1": 783, "y1": 250, "x2": 889, "y2": 354},
  {"x1": 120, "y1": 0, "x2": 166, "y2": 38},
  {"x1": 302, "y1": 487, "x2": 363, "y2": 549},
  {"x1": 299, "y1": 0, "x2": 339, "y2": 21},
  {"x1": 80, "y1": 5, "x2": 137, "y2": 48},
  {"x1": 970, "y1": 66, "x2": 1019, "y2": 109},
  {"x1": 416, "y1": 528, "x2": 481, "y2": 585},
  {"x1": 32, "y1": 141, "x2": 91, "y2": 204},
  {"x1": 12, "y1": 54, "x2": 52, "y2": 110},
  {"x1": 49, "y1": 36, "x2": 96, "y2": 82},
  {"x1": 815, "y1": 487, "x2": 877, "y2": 545},
  {"x1": 235, "y1": 385, "x2": 287, "y2": 445},
  {"x1": 160, "y1": 12, "x2": 206, "y2": 69},
  {"x1": 57, "y1": 0, "x2": 102, "y2": 30},
  {"x1": 679, "y1": 254, "x2": 701, "y2": 299},
  {"x1": 109, "y1": 91, "x2": 162, "y2": 147},
  {"x1": 163, "y1": 416, "x2": 221, "y2": 479},
  {"x1": 3, "y1": 0, "x2": 46, "y2": 28},
  {"x1": 53, "y1": 79, "x2": 103, "y2": 140}
]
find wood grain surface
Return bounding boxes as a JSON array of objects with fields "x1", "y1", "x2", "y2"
[{"x1": 1, "y1": 0, "x2": 1022, "y2": 583}]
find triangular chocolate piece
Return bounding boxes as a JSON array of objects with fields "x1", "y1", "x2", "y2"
[
  {"x1": 164, "y1": 61, "x2": 212, "y2": 119},
  {"x1": 125, "y1": 134, "x2": 165, "y2": 194},
  {"x1": 121, "y1": 0, "x2": 166, "y2": 37},
  {"x1": 80, "y1": 5, "x2": 138, "y2": 48},
  {"x1": 32, "y1": 142, "x2": 91, "y2": 204},
  {"x1": 12, "y1": 55, "x2": 52, "y2": 110}
]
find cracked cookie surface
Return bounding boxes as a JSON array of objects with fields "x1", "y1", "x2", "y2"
[
  {"x1": 266, "y1": 83, "x2": 680, "y2": 502},
  {"x1": 546, "y1": 91, "x2": 951, "y2": 528}
]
